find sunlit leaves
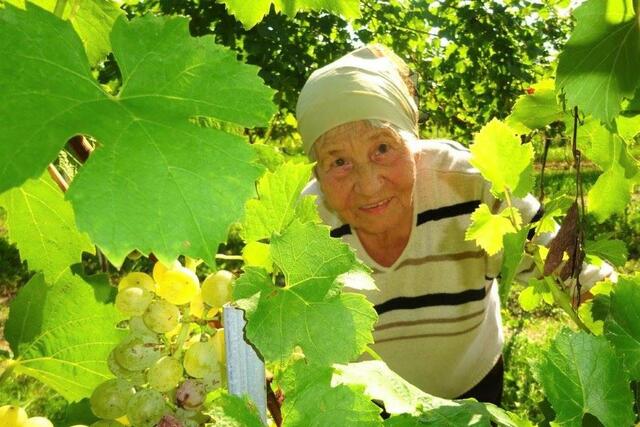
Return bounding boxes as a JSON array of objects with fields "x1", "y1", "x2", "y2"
[
  {"x1": 0, "y1": 173, "x2": 93, "y2": 284},
  {"x1": 557, "y1": 0, "x2": 640, "y2": 124},
  {"x1": 604, "y1": 275, "x2": 640, "y2": 380},
  {"x1": 233, "y1": 221, "x2": 377, "y2": 365},
  {"x1": 5, "y1": 0, "x2": 123, "y2": 65},
  {"x1": 218, "y1": 0, "x2": 361, "y2": 29},
  {"x1": 279, "y1": 360, "x2": 382, "y2": 426},
  {"x1": 465, "y1": 204, "x2": 522, "y2": 256},
  {"x1": 0, "y1": 5, "x2": 276, "y2": 266},
  {"x1": 470, "y1": 119, "x2": 533, "y2": 198},
  {"x1": 537, "y1": 329, "x2": 634, "y2": 427},
  {"x1": 506, "y1": 80, "x2": 564, "y2": 132},
  {"x1": 243, "y1": 162, "x2": 319, "y2": 242},
  {"x1": 5, "y1": 271, "x2": 125, "y2": 402},
  {"x1": 588, "y1": 162, "x2": 631, "y2": 222}
]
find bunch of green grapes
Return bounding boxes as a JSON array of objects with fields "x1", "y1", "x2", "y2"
[{"x1": 89, "y1": 260, "x2": 234, "y2": 427}]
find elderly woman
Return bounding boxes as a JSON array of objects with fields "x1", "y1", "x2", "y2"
[{"x1": 296, "y1": 44, "x2": 613, "y2": 404}]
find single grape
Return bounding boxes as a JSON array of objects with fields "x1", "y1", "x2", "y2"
[
  {"x1": 200, "y1": 270, "x2": 234, "y2": 308},
  {"x1": 147, "y1": 356, "x2": 183, "y2": 392},
  {"x1": 211, "y1": 330, "x2": 225, "y2": 364},
  {"x1": 183, "y1": 341, "x2": 220, "y2": 378},
  {"x1": 175, "y1": 379, "x2": 205, "y2": 410},
  {"x1": 118, "y1": 272, "x2": 155, "y2": 292},
  {"x1": 126, "y1": 389, "x2": 165, "y2": 427},
  {"x1": 114, "y1": 334, "x2": 161, "y2": 371},
  {"x1": 115, "y1": 286, "x2": 153, "y2": 317},
  {"x1": 156, "y1": 267, "x2": 200, "y2": 305},
  {"x1": 107, "y1": 350, "x2": 146, "y2": 385},
  {"x1": 189, "y1": 290, "x2": 205, "y2": 319},
  {"x1": 89, "y1": 379, "x2": 134, "y2": 420},
  {"x1": 25, "y1": 417, "x2": 53, "y2": 427},
  {"x1": 128, "y1": 316, "x2": 158, "y2": 339},
  {"x1": 0, "y1": 405, "x2": 28, "y2": 427},
  {"x1": 152, "y1": 260, "x2": 182, "y2": 283},
  {"x1": 143, "y1": 300, "x2": 180, "y2": 333},
  {"x1": 156, "y1": 414, "x2": 184, "y2": 427}
]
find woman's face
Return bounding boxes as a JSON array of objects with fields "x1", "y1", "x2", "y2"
[{"x1": 314, "y1": 120, "x2": 417, "y2": 236}]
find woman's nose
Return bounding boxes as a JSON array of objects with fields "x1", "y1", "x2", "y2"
[{"x1": 354, "y1": 164, "x2": 383, "y2": 196}]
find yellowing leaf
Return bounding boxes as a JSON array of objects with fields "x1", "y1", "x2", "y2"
[
  {"x1": 470, "y1": 119, "x2": 533, "y2": 198},
  {"x1": 465, "y1": 204, "x2": 522, "y2": 256}
]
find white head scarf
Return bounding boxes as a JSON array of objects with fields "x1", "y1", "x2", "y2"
[{"x1": 295, "y1": 44, "x2": 419, "y2": 156}]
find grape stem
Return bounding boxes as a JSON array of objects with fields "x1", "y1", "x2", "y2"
[
  {"x1": 0, "y1": 359, "x2": 16, "y2": 387},
  {"x1": 173, "y1": 307, "x2": 191, "y2": 357},
  {"x1": 363, "y1": 346, "x2": 382, "y2": 361},
  {"x1": 53, "y1": 0, "x2": 68, "y2": 18}
]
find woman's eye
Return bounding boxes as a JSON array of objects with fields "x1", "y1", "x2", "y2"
[
  {"x1": 377, "y1": 143, "x2": 390, "y2": 154},
  {"x1": 334, "y1": 158, "x2": 346, "y2": 167}
]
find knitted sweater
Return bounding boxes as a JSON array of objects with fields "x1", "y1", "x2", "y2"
[{"x1": 302, "y1": 139, "x2": 611, "y2": 398}]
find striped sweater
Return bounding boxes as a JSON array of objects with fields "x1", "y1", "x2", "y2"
[{"x1": 303, "y1": 139, "x2": 611, "y2": 398}]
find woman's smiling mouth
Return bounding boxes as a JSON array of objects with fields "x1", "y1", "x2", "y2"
[{"x1": 359, "y1": 197, "x2": 392, "y2": 214}]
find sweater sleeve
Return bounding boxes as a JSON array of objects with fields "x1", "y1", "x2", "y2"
[{"x1": 482, "y1": 184, "x2": 616, "y2": 293}]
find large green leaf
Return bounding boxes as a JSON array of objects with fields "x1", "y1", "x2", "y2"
[
  {"x1": 0, "y1": 174, "x2": 94, "y2": 284},
  {"x1": 470, "y1": 119, "x2": 533, "y2": 198},
  {"x1": 4, "y1": 269, "x2": 125, "y2": 402},
  {"x1": 0, "y1": 5, "x2": 276, "y2": 267},
  {"x1": 537, "y1": 329, "x2": 634, "y2": 427},
  {"x1": 587, "y1": 162, "x2": 631, "y2": 222},
  {"x1": 219, "y1": 0, "x2": 361, "y2": 29},
  {"x1": 243, "y1": 162, "x2": 319, "y2": 242},
  {"x1": 278, "y1": 360, "x2": 382, "y2": 427},
  {"x1": 5, "y1": 0, "x2": 123, "y2": 65},
  {"x1": 233, "y1": 221, "x2": 377, "y2": 365},
  {"x1": 584, "y1": 238, "x2": 628, "y2": 267},
  {"x1": 604, "y1": 275, "x2": 640, "y2": 380},
  {"x1": 332, "y1": 361, "x2": 427, "y2": 416},
  {"x1": 506, "y1": 80, "x2": 565, "y2": 132},
  {"x1": 556, "y1": 0, "x2": 640, "y2": 123}
]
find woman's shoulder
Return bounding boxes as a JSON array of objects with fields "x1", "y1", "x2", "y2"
[{"x1": 413, "y1": 139, "x2": 478, "y2": 176}]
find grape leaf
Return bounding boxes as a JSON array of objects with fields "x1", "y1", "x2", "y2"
[
  {"x1": 604, "y1": 275, "x2": 640, "y2": 380},
  {"x1": 578, "y1": 119, "x2": 638, "y2": 178},
  {"x1": 470, "y1": 119, "x2": 533, "y2": 198},
  {"x1": 0, "y1": 173, "x2": 94, "y2": 284},
  {"x1": 536, "y1": 329, "x2": 634, "y2": 427},
  {"x1": 617, "y1": 111, "x2": 640, "y2": 142},
  {"x1": 0, "y1": 5, "x2": 276, "y2": 267},
  {"x1": 205, "y1": 392, "x2": 264, "y2": 427},
  {"x1": 219, "y1": 0, "x2": 361, "y2": 29},
  {"x1": 383, "y1": 400, "x2": 493, "y2": 427},
  {"x1": 4, "y1": 269, "x2": 125, "y2": 402},
  {"x1": 233, "y1": 221, "x2": 377, "y2": 365},
  {"x1": 242, "y1": 241, "x2": 273, "y2": 272},
  {"x1": 506, "y1": 80, "x2": 565, "y2": 132},
  {"x1": 5, "y1": 0, "x2": 123, "y2": 65},
  {"x1": 588, "y1": 163, "x2": 631, "y2": 222},
  {"x1": 556, "y1": 0, "x2": 640, "y2": 124},
  {"x1": 332, "y1": 361, "x2": 427, "y2": 415},
  {"x1": 465, "y1": 204, "x2": 522, "y2": 256},
  {"x1": 518, "y1": 279, "x2": 551, "y2": 312},
  {"x1": 498, "y1": 227, "x2": 529, "y2": 303},
  {"x1": 584, "y1": 238, "x2": 628, "y2": 267},
  {"x1": 243, "y1": 162, "x2": 320, "y2": 242},
  {"x1": 278, "y1": 360, "x2": 382, "y2": 427}
]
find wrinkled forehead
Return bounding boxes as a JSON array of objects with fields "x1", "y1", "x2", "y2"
[{"x1": 313, "y1": 120, "x2": 399, "y2": 156}]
